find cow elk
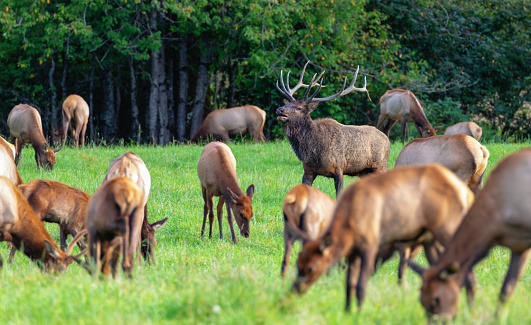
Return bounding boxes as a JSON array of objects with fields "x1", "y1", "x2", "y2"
[
  {"x1": 197, "y1": 142, "x2": 255, "y2": 244},
  {"x1": 7, "y1": 104, "x2": 60, "y2": 170},
  {"x1": 53, "y1": 94, "x2": 90, "y2": 148},
  {"x1": 0, "y1": 176, "x2": 86, "y2": 271},
  {"x1": 86, "y1": 177, "x2": 144, "y2": 278},
  {"x1": 377, "y1": 89, "x2": 443, "y2": 144},
  {"x1": 409, "y1": 148, "x2": 531, "y2": 320},
  {"x1": 292, "y1": 164, "x2": 475, "y2": 311},
  {"x1": 276, "y1": 61, "x2": 390, "y2": 198},
  {"x1": 281, "y1": 184, "x2": 336, "y2": 279},
  {"x1": 0, "y1": 136, "x2": 23, "y2": 186},
  {"x1": 103, "y1": 152, "x2": 167, "y2": 263},
  {"x1": 445, "y1": 121, "x2": 482, "y2": 141},
  {"x1": 395, "y1": 134, "x2": 489, "y2": 194},
  {"x1": 191, "y1": 105, "x2": 267, "y2": 143}
]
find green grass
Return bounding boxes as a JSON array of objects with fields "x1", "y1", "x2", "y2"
[{"x1": 1, "y1": 139, "x2": 531, "y2": 324}]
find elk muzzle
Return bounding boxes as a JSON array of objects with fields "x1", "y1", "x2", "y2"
[{"x1": 276, "y1": 107, "x2": 288, "y2": 122}]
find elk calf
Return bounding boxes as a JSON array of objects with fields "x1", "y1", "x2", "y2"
[
  {"x1": 0, "y1": 136, "x2": 23, "y2": 186},
  {"x1": 86, "y1": 177, "x2": 144, "y2": 277},
  {"x1": 197, "y1": 142, "x2": 255, "y2": 244},
  {"x1": 103, "y1": 152, "x2": 167, "y2": 263},
  {"x1": 53, "y1": 94, "x2": 90, "y2": 148},
  {"x1": 0, "y1": 176, "x2": 85, "y2": 271},
  {"x1": 395, "y1": 134, "x2": 489, "y2": 194},
  {"x1": 281, "y1": 184, "x2": 336, "y2": 279},
  {"x1": 409, "y1": 148, "x2": 531, "y2": 320},
  {"x1": 292, "y1": 164, "x2": 474, "y2": 311},
  {"x1": 444, "y1": 121, "x2": 482, "y2": 141},
  {"x1": 7, "y1": 104, "x2": 60, "y2": 170},
  {"x1": 191, "y1": 105, "x2": 267, "y2": 143}
]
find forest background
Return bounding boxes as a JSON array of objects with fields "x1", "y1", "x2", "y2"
[{"x1": 0, "y1": 0, "x2": 529, "y2": 144}]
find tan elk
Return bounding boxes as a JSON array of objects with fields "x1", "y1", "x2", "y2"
[
  {"x1": 86, "y1": 177, "x2": 144, "y2": 277},
  {"x1": 377, "y1": 89, "x2": 443, "y2": 144},
  {"x1": 52, "y1": 94, "x2": 90, "y2": 148},
  {"x1": 444, "y1": 121, "x2": 482, "y2": 141},
  {"x1": 292, "y1": 164, "x2": 475, "y2": 311},
  {"x1": 191, "y1": 105, "x2": 267, "y2": 143},
  {"x1": 0, "y1": 136, "x2": 23, "y2": 186},
  {"x1": 0, "y1": 176, "x2": 86, "y2": 271},
  {"x1": 395, "y1": 134, "x2": 489, "y2": 194},
  {"x1": 103, "y1": 152, "x2": 167, "y2": 263},
  {"x1": 7, "y1": 104, "x2": 60, "y2": 170},
  {"x1": 409, "y1": 148, "x2": 531, "y2": 320},
  {"x1": 197, "y1": 142, "x2": 255, "y2": 244},
  {"x1": 281, "y1": 184, "x2": 336, "y2": 279},
  {"x1": 276, "y1": 61, "x2": 390, "y2": 198}
]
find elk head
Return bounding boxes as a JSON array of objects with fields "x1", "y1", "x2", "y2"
[
  {"x1": 228, "y1": 184, "x2": 255, "y2": 238},
  {"x1": 52, "y1": 127, "x2": 64, "y2": 147},
  {"x1": 43, "y1": 230, "x2": 88, "y2": 273},
  {"x1": 37, "y1": 144, "x2": 60, "y2": 171},
  {"x1": 293, "y1": 233, "x2": 334, "y2": 294},
  {"x1": 422, "y1": 126, "x2": 444, "y2": 138},
  {"x1": 140, "y1": 217, "x2": 168, "y2": 263}
]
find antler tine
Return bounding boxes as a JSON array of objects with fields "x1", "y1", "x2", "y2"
[
  {"x1": 276, "y1": 78, "x2": 294, "y2": 101},
  {"x1": 306, "y1": 77, "x2": 325, "y2": 103},
  {"x1": 302, "y1": 73, "x2": 318, "y2": 101},
  {"x1": 65, "y1": 229, "x2": 88, "y2": 255},
  {"x1": 310, "y1": 65, "x2": 367, "y2": 103}
]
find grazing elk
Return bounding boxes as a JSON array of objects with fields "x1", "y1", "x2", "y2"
[
  {"x1": 103, "y1": 152, "x2": 167, "y2": 263},
  {"x1": 53, "y1": 94, "x2": 90, "y2": 148},
  {"x1": 0, "y1": 136, "x2": 23, "y2": 186},
  {"x1": 86, "y1": 177, "x2": 144, "y2": 277},
  {"x1": 191, "y1": 105, "x2": 267, "y2": 143},
  {"x1": 0, "y1": 176, "x2": 86, "y2": 271},
  {"x1": 281, "y1": 184, "x2": 336, "y2": 279},
  {"x1": 7, "y1": 104, "x2": 60, "y2": 170},
  {"x1": 444, "y1": 121, "x2": 482, "y2": 141},
  {"x1": 276, "y1": 61, "x2": 390, "y2": 198},
  {"x1": 376, "y1": 89, "x2": 443, "y2": 145},
  {"x1": 409, "y1": 148, "x2": 531, "y2": 320},
  {"x1": 197, "y1": 142, "x2": 255, "y2": 244},
  {"x1": 395, "y1": 134, "x2": 489, "y2": 194},
  {"x1": 292, "y1": 164, "x2": 475, "y2": 311}
]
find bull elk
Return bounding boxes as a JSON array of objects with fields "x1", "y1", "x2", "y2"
[
  {"x1": 281, "y1": 184, "x2": 336, "y2": 279},
  {"x1": 276, "y1": 61, "x2": 390, "y2": 198},
  {"x1": 0, "y1": 176, "x2": 86, "y2": 271},
  {"x1": 197, "y1": 142, "x2": 255, "y2": 244},
  {"x1": 409, "y1": 148, "x2": 531, "y2": 320},
  {"x1": 7, "y1": 104, "x2": 60, "y2": 170},
  {"x1": 376, "y1": 89, "x2": 443, "y2": 144},
  {"x1": 444, "y1": 121, "x2": 482, "y2": 141},
  {"x1": 86, "y1": 177, "x2": 144, "y2": 277},
  {"x1": 395, "y1": 134, "x2": 490, "y2": 194},
  {"x1": 191, "y1": 105, "x2": 267, "y2": 143},
  {"x1": 0, "y1": 136, "x2": 23, "y2": 186},
  {"x1": 103, "y1": 152, "x2": 167, "y2": 263},
  {"x1": 292, "y1": 164, "x2": 475, "y2": 311},
  {"x1": 53, "y1": 94, "x2": 90, "y2": 148}
]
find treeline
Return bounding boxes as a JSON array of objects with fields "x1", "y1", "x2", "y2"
[{"x1": 0, "y1": 0, "x2": 529, "y2": 144}]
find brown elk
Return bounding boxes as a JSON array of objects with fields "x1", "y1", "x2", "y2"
[
  {"x1": 52, "y1": 94, "x2": 90, "y2": 148},
  {"x1": 197, "y1": 142, "x2": 255, "y2": 244},
  {"x1": 86, "y1": 177, "x2": 144, "y2": 277},
  {"x1": 0, "y1": 136, "x2": 23, "y2": 186},
  {"x1": 103, "y1": 152, "x2": 167, "y2": 263},
  {"x1": 281, "y1": 184, "x2": 336, "y2": 279},
  {"x1": 292, "y1": 164, "x2": 475, "y2": 311},
  {"x1": 7, "y1": 104, "x2": 60, "y2": 170},
  {"x1": 276, "y1": 61, "x2": 390, "y2": 198},
  {"x1": 0, "y1": 176, "x2": 86, "y2": 271},
  {"x1": 409, "y1": 148, "x2": 531, "y2": 320},
  {"x1": 191, "y1": 105, "x2": 267, "y2": 143},
  {"x1": 395, "y1": 134, "x2": 490, "y2": 194},
  {"x1": 444, "y1": 121, "x2": 482, "y2": 141},
  {"x1": 376, "y1": 89, "x2": 443, "y2": 144}
]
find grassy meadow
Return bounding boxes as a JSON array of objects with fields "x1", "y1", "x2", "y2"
[{"x1": 1, "y1": 139, "x2": 531, "y2": 324}]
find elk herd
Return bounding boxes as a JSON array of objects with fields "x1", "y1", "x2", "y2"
[{"x1": 0, "y1": 60, "x2": 528, "y2": 321}]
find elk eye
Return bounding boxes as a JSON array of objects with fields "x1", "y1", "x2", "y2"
[
  {"x1": 296, "y1": 107, "x2": 302, "y2": 111},
  {"x1": 435, "y1": 297, "x2": 440, "y2": 305},
  {"x1": 308, "y1": 267, "x2": 313, "y2": 273},
  {"x1": 240, "y1": 213, "x2": 243, "y2": 218}
]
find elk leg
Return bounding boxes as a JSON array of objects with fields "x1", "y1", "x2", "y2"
[
  {"x1": 14, "y1": 138, "x2": 24, "y2": 166},
  {"x1": 423, "y1": 241, "x2": 440, "y2": 265},
  {"x1": 356, "y1": 245, "x2": 377, "y2": 309},
  {"x1": 345, "y1": 254, "x2": 361, "y2": 312},
  {"x1": 281, "y1": 230, "x2": 295, "y2": 279},
  {"x1": 465, "y1": 270, "x2": 477, "y2": 306},
  {"x1": 217, "y1": 196, "x2": 225, "y2": 239},
  {"x1": 397, "y1": 244, "x2": 412, "y2": 286},
  {"x1": 381, "y1": 119, "x2": 397, "y2": 137},
  {"x1": 60, "y1": 226, "x2": 68, "y2": 251},
  {"x1": 401, "y1": 119, "x2": 408, "y2": 145},
  {"x1": 226, "y1": 205, "x2": 238, "y2": 244},
  {"x1": 208, "y1": 195, "x2": 215, "y2": 238},
  {"x1": 376, "y1": 113, "x2": 387, "y2": 130},
  {"x1": 101, "y1": 242, "x2": 111, "y2": 277},
  {"x1": 8, "y1": 244, "x2": 16, "y2": 263},
  {"x1": 499, "y1": 249, "x2": 531, "y2": 304},
  {"x1": 200, "y1": 186, "x2": 208, "y2": 237},
  {"x1": 73, "y1": 120, "x2": 83, "y2": 148},
  {"x1": 302, "y1": 172, "x2": 316, "y2": 187},
  {"x1": 61, "y1": 111, "x2": 70, "y2": 148},
  {"x1": 333, "y1": 172, "x2": 344, "y2": 198},
  {"x1": 80, "y1": 122, "x2": 87, "y2": 147}
]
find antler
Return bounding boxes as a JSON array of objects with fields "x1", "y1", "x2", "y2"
[
  {"x1": 65, "y1": 229, "x2": 88, "y2": 256},
  {"x1": 276, "y1": 61, "x2": 325, "y2": 101},
  {"x1": 306, "y1": 65, "x2": 367, "y2": 104}
]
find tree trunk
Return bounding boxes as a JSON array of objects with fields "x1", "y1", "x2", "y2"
[
  {"x1": 228, "y1": 59, "x2": 236, "y2": 108},
  {"x1": 176, "y1": 37, "x2": 188, "y2": 142},
  {"x1": 158, "y1": 40, "x2": 169, "y2": 145},
  {"x1": 61, "y1": 55, "x2": 68, "y2": 103},
  {"x1": 166, "y1": 44, "x2": 175, "y2": 140},
  {"x1": 115, "y1": 82, "x2": 121, "y2": 132},
  {"x1": 102, "y1": 70, "x2": 116, "y2": 141},
  {"x1": 129, "y1": 57, "x2": 140, "y2": 144},
  {"x1": 89, "y1": 60, "x2": 95, "y2": 142},
  {"x1": 148, "y1": 8, "x2": 160, "y2": 144},
  {"x1": 189, "y1": 37, "x2": 212, "y2": 138},
  {"x1": 49, "y1": 53, "x2": 57, "y2": 135}
]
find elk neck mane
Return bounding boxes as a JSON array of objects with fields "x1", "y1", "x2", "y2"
[{"x1": 283, "y1": 116, "x2": 331, "y2": 164}]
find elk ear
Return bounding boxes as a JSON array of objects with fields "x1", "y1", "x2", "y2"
[
  {"x1": 53, "y1": 147, "x2": 61, "y2": 154},
  {"x1": 434, "y1": 125, "x2": 444, "y2": 132},
  {"x1": 308, "y1": 102, "x2": 319, "y2": 112},
  {"x1": 407, "y1": 260, "x2": 426, "y2": 276},
  {"x1": 439, "y1": 262, "x2": 460, "y2": 280},
  {"x1": 246, "y1": 184, "x2": 255, "y2": 199},
  {"x1": 318, "y1": 233, "x2": 333, "y2": 256},
  {"x1": 283, "y1": 99, "x2": 291, "y2": 105},
  {"x1": 44, "y1": 240, "x2": 63, "y2": 260},
  {"x1": 150, "y1": 217, "x2": 168, "y2": 231},
  {"x1": 227, "y1": 188, "x2": 239, "y2": 204}
]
